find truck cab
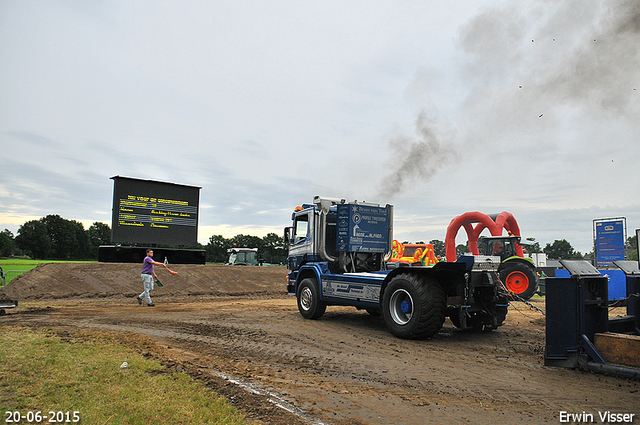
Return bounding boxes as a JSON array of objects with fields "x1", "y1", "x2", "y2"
[
  {"x1": 284, "y1": 204, "x2": 323, "y2": 272},
  {"x1": 284, "y1": 197, "x2": 390, "y2": 284}
]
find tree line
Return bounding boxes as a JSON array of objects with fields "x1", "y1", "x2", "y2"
[
  {"x1": 1, "y1": 215, "x2": 111, "y2": 260},
  {"x1": 0, "y1": 214, "x2": 288, "y2": 264},
  {"x1": 2, "y1": 214, "x2": 636, "y2": 263}
]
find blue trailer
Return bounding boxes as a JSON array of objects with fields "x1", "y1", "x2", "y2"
[{"x1": 284, "y1": 196, "x2": 509, "y2": 339}]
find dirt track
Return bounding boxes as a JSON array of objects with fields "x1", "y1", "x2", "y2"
[{"x1": 1, "y1": 264, "x2": 639, "y2": 424}]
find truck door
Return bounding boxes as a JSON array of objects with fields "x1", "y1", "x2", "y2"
[{"x1": 288, "y1": 210, "x2": 315, "y2": 269}]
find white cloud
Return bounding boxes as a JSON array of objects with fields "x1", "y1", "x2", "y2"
[{"x1": 1, "y1": 0, "x2": 639, "y2": 256}]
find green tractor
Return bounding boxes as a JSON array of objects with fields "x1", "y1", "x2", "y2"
[{"x1": 477, "y1": 236, "x2": 539, "y2": 300}]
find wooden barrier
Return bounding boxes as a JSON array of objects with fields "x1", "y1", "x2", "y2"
[{"x1": 594, "y1": 332, "x2": 640, "y2": 369}]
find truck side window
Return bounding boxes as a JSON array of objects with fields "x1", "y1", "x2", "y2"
[{"x1": 294, "y1": 215, "x2": 309, "y2": 243}]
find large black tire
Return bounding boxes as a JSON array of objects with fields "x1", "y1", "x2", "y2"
[
  {"x1": 382, "y1": 273, "x2": 445, "y2": 339},
  {"x1": 297, "y1": 278, "x2": 326, "y2": 319},
  {"x1": 499, "y1": 261, "x2": 538, "y2": 300}
]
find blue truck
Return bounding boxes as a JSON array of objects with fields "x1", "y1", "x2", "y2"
[{"x1": 284, "y1": 196, "x2": 509, "y2": 339}]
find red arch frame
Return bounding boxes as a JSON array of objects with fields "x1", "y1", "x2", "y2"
[{"x1": 444, "y1": 211, "x2": 523, "y2": 261}]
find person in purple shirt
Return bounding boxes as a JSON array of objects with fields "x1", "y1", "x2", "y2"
[{"x1": 138, "y1": 249, "x2": 167, "y2": 306}]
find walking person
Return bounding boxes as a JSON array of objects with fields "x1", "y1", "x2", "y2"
[{"x1": 138, "y1": 249, "x2": 168, "y2": 306}]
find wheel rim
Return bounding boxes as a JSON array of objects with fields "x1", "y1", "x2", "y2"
[
  {"x1": 300, "y1": 286, "x2": 313, "y2": 311},
  {"x1": 505, "y1": 271, "x2": 529, "y2": 294},
  {"x1": 389, "y1": 288, "x2": 414, "y2": 325}
]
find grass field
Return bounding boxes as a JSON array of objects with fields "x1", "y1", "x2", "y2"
[
  {"x1": 0, "y1": 259, "x2": 95, "y2": 286},
  {"x1": 0, "y1": 326, "x2": 248, "y2": 424},
  {"x1": 1, "y1": 261, "x2": 251, "y2": 423}
]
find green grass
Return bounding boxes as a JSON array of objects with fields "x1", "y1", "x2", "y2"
[
  {"x1": 0, "y1": 259, "x2": 95, "y2": 285},
  {"x1": 0, "y1": 259, "x2": 95, "y2": 268},
  {"x1": 0, "y1": 326, "x2": 247, "y2": 424}
]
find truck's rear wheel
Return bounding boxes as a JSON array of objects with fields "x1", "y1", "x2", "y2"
[
  {"x1": 297, "y1": 278, "x2": 326, "y2": 319},
  {"x1": 499, "y1": 262, "x2": 538, "y2": 300},
  {"x1": 382, "y1": 273, "x2": 445, "y2": 339}
]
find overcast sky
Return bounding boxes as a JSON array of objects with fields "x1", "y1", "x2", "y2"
[{"x1": 1, "y1": 0, "x2": 639, "y2": 254}]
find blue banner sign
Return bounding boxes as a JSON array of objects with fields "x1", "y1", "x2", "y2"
[
  {"x1": 336, "y1": 204, "x2": 389, "y2": 253},
  {"x1": 595, "y1": 219, "x2": 625, "y2": 266}
]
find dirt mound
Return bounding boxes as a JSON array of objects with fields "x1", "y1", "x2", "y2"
[{"x1": 0, "y1": 263, "x2": 288, "y2": 301}]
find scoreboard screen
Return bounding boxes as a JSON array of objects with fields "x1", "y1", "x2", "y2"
[{"x1": 110, "y1": 176, "x2": 201, "y2": 246}]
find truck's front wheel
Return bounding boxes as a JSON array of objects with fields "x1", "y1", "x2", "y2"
[
  {"x1": 382, "y1": 273, "x2": 445, "y2": 339},
  {"x1": 297, "y1": 278, "x2": 326, "y2": 319}
]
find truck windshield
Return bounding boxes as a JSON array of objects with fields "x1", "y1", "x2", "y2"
[{"x1": 294, "y1": 215, "x2": 308, "y2": 243}]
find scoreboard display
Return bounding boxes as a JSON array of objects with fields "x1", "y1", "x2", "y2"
[{"x1": 110, "y1": 176, "x2": 201, "y2": 246}]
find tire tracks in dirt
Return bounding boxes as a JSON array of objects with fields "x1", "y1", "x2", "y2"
[{"x1": 6, "y1": 297, "x2": 639, "y2": 425}]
